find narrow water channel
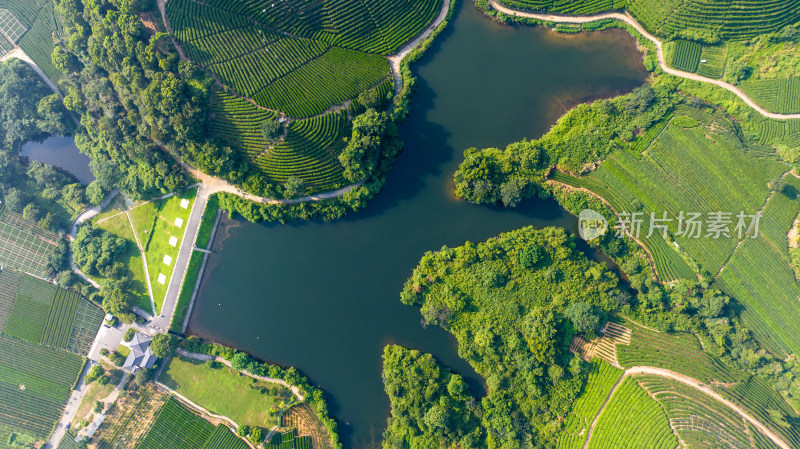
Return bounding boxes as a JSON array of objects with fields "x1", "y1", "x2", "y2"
[{"x1": 189, "y1": 3, "x2": 648, "y2": 448}]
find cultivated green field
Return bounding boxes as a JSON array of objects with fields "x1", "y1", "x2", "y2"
[
  {"x1": 160, "y1": 354, "x2": 294, "y2": 428},
  {"x1": 0, "y1": 270, "x2": 102, "y2": 355},
  {"x1": 587, "y1": 377, "x2": 677, "y2": 449},
  {"x1": 0, "y1": 0, "x2": 63, "y2": 82},
  {"x1": 0, "y1": 334, "x2": 84, "y2": 440},
  {"x1": 496, "y1": 0, "x2": 800, "y2": 40},
  {"x1": 550, "y1": 105, "x2": 800, "y2": 356},
  {"x1": 137, "y1": 398, "x2": 214, "y2": 449},
  {"x1": 166, "y1": 0, "x2": 441, "y2": 194},
  {"x1": 637, "y1": 374, "x2": 762, "y2": 448},
  {"x1": 0, "y1": 205, "x2": 59, "y2": 278},
  {"x1": 557, "y1": 360, "x2": 623, "y2": 449}
]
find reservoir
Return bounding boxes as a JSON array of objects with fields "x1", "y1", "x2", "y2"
[{"x1": 189, "y1": 2, "x2": 648, "y2": 448}]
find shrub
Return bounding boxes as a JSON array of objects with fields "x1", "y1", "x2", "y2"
[{"x1": 123, "y1": 328, "x2": 136, "y2": 342}]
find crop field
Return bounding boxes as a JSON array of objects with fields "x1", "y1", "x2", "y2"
[
  {"x1": 39, "y1": 288, "x2": 80, "y2": 349},
  {"x1": 0, "y1": 334, "x2": 83, "y2": 439},
  {"x1": 167, "y1": 0, "x2": 393, "y2": 118},
  {"x1": 255, "y1": 111, "x2": 351, "y2": 190},
  {"x1": 0, "y1": 8, "x2": 26, "y2": 43},
  {"x1": 636, "y1": 374, "x2": 753, "y2": 448},
  {"x1": 0, "y1": 270, "x2": 102, "y2": 355},
  {"x1": 0, "y1": 0, "x2": 64, "y2": 83},
  {"x1": 0, "y1": 269, "x2": 21, "y2": 332},
  {"x1": 552, "y1": 106, "x2": 786, "y2": 285},
  {"x1": 266, "y1": 429, "x2": 312, "y2": 449},
  {"x1": 201, "y1": 425, "x2": 250, "y2": 449},
  {"x1": 557, "y1": 360, "x2": 623, "y2": 449},
  {"x1": 137, "y1": 398, "x2": 214, "y2": 449},
  {"x1": 587, "y1": 377, "x2": 677, "y2": 449},
  {"x1": 92, "y1": 386, "x2": 169, "y2": 449},
  {"x1": 0, "y1": 206, "x2": 59, "y2": 278},
  {"x1": 3, "y1": 275, "x2": 55, "y2": 343},
  {"x1": 715, "y1": 176, "x2": 800, "y2": 357},
  {"x1": 670, "y1": 40, "x2": 701, "y2": 72},
  {"x1": 616, "y1": 319, "x2": 739, "y2": 384},
  {"x1": 65, "y1": 297, "x2": 103, "y2": 355},
  {"x1": 189, "y1": 0, "x2": 444, "y2": 55},
  {"x1": 210, "y1": 89, "x2": 352, "y2": 192},
  {"x1": 209, "y1": 89, "x2": 277, "y2": 159},
  {"x1": 696, "y1": 44, "x2": 727, "y2": 79},
  {"x1": 740, "y1": 77, "x2": 800, "y2": 114},
  {"x1": 282, "y1": 403, "x2": 334, "y2": 449},
  {"x1": 627, "y1": 0, "x2": 800, "y2": 40},
  {"x1": 494, "y1": 0, "x2": 625, "y2": 15},
  {"x1": 716, "y1": 376, "x2": 800, "y2": 447}
]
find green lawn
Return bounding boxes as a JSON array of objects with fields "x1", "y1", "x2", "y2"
[
  {"x1": 92, "y1": 194, "x2": 126, "y2": 223},
  {"x1": 160, "y1": 355, "x2": 294, "y2": 428},
  {"x1": 141, "y1": 189, "x2": 197, "y2": 314},
  {"x1": 170, "y1": 195, "x2": 220, "y2": 333},
  {"x1": 94, "y1": 213, "x2": 152, "y2": 313}
]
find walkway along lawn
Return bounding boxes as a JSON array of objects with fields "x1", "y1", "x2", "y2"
[
  {"x1": 128, "y1": 188, "x2": 197, "y2": 315},
  {"x1": 159, "y1": 354, "x2": 296, "y2": 428},
  {"x1": 170, "y1": 194, "x2": 220, "y2": 333}
]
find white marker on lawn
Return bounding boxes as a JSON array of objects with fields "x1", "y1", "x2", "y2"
[
  {"x1": 174, "y1": 217, "x2": 184, "y2": 227},
  {"x1": 180, "y1": 199, "x2": 190, "y2": 209},
  {"x1": 169, "y1": 236, "x2": 178, "y2": 247},
  {"x1": 163, "y1": 255, "x2": 172, "y2": 266},
  {"x1": 157, "y1": 273, "x2": 167, "y2": 285}
]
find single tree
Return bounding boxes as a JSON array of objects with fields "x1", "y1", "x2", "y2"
[
  {"x1": 283, "y1": 177, "x2": 305, "y2": 199},
  {"x1": 123, "y1": 328, "x2": 136, "y2": 342},
  {"x1": 261, "y1": 118, "x2": 282, "y2": 141},
  {"x1": 149, "y1": 333, "x2": 176, "y2": 358}
]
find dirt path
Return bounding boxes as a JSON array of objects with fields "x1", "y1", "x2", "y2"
[
  {"x1": 582, "y1": 365, "x2": 791, "y2": 449},
  {"x1": 176, "y1": 348, "x2": 305, "y2": 401},
  {"x1": 488, "y1": 0, "x2": 800, "y2": 120},
  {"x1": 388, "y1": 0, "x2": 451, "y2": 93}
]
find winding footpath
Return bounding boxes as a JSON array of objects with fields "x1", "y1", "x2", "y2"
[
  {"x1": 488, "y1": 0, "x2": 800, "y2": 120},
  {"x1": 388, "y1": 0, "x2": 451, "y2": 93},
  {"x1": 582, "y1": 366, "x2": 791, "y2": 449}
]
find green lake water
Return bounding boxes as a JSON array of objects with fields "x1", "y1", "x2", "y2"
[{"x1": 189, "y1": 2, "x2": 647, "y2": 447}]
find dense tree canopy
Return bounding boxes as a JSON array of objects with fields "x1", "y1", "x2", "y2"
[{"x1": 395, "y1": 227, "x2": 625, "y2": 447}]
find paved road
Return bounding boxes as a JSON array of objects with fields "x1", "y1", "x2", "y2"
[
  {"x1": 149, "y1": 185, "x2": 210, "y2": 332},
  {"x1": 488, "y1": 0, "x2": 800, "y2": 120},
  {"x1": 0, "y1": 48, "x2": 63, "y2": 97},
  {"x1": 43, "y1": 361, "x2": 93, "y2": 449}
]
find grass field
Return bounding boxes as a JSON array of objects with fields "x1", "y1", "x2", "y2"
[
  {"x1": 126, "y1": 190, "x2": 196, "y2": 314},
  {"x1": 0, "y1": 205, "x2": 59, "y2": 278},
  {"x1": 94, "y1": 211, "x2": 152, "y2": 313},
  {"x1": 170, "y1": 195, "x2": 220, "y2": 333},
  {"x1": 557, "y1": 360, "x2": 623, "y2": 449},
  {"x1": 587, "y1": 377, "x2": 676, "y2": 448},
  {"x1": 160, "y1": 355, "x2": 293, "y2": 428},
  {"x1": 0, "y1": 334, "x2": 84, "y2": 439}
]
